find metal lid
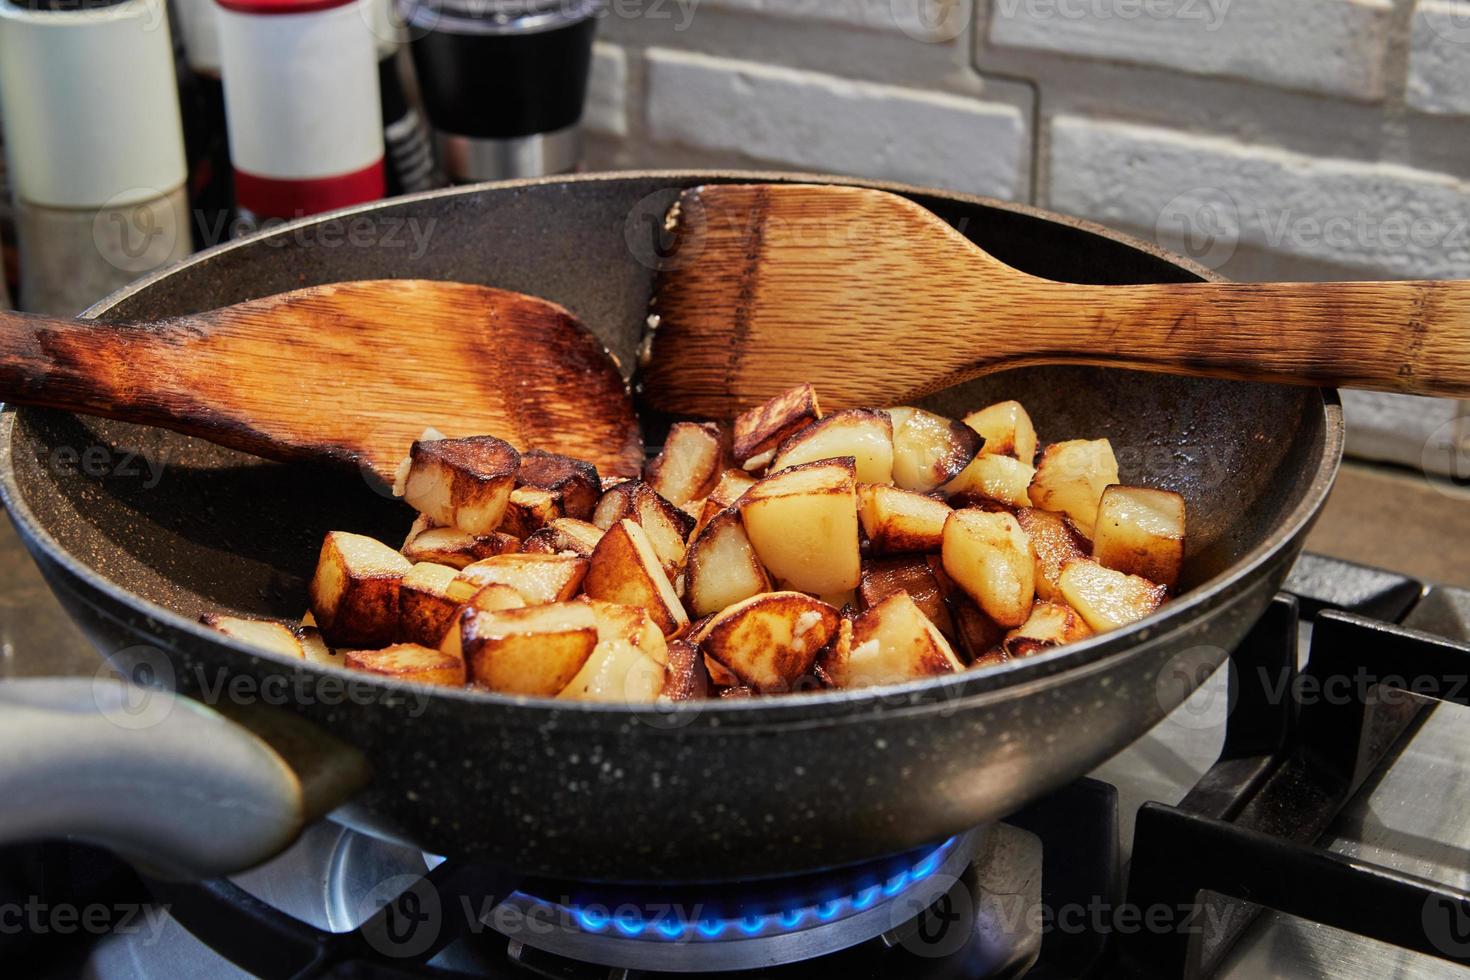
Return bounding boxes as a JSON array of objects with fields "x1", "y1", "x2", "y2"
[{"x1": 399, "y1": 0, "x2": 600, "y2": 35}]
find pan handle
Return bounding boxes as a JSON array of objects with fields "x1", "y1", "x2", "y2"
[{"x1": 0, "y1": 677, "x2": 370, "y2": 879}]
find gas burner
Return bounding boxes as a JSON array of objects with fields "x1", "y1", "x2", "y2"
[{"x1": 483, "y1": 830, "x2": 984, "y2": 973}]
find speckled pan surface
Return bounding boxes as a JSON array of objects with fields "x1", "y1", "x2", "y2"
[{"x1": 0, "y1": 172, "x2": 1342, "y2": 882}]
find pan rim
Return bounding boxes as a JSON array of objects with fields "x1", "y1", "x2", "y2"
[{"x1": 0, "y1": 170, "x2": 1344, "y2": 726}]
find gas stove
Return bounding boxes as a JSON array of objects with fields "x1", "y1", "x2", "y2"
[{"x1": 2, "y1": 551, "x2": 1469, "y2": 978}]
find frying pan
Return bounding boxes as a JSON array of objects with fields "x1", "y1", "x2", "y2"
[{"x1": 0, "y1": 171, "x2": 1341, "y2": 883}]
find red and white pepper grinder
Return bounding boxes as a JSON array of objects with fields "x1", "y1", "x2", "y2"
[{"x1": 214, "y1": 0, "x2": 386, "y2": 222}]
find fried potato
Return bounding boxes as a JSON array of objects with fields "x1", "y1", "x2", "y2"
[
  {"x1": 458, "y1": 603, "x2": 599, "y2": 695},
  {"x1": 456, "y1": 553, "x2": 588, "y2": 605},
  {"x1": 739, "y1": 458, "x2": 860, "y2": 596},
  {"x1": 685, "y1": 507, "x2": 772, "y2": 617},
  {"x1": 770, "y1": 409, "x2": 894, "y2": 485},
  {"x1": 942, "y1": 454, "x2": 1035, "y2": 508},
  {"x1": 299, "y1": 627, "x2": 342, "y2": 669},
  {"x1": 704, "y1": 651, "x2": 742, "y2": 689},
  {"x1": 344, "y1": 643, "x2": 466, "y2": 687},
  {"x1": 858, "y1": 556, "x2": 955, "y2": 638},
  {"x1": 821, "y1": 591, "x2": 962, "y2": 688},
  {"x1": 1057, "y1": 559, "x2": 1167, "y2": 633},
  {"x1": 708, "y1": 468, "x2": 758, "y2": 507},
  {"x1": 720, "y1": 686, "x2": 755, "y2": 699},
  {"x1": 398, "y1": 562, "x2": 479, "y2": 647},
  {"x1": 515, "y1": 450, "x2": 602, "y2": 522},
  {"x1": 309, "y1": 531, "x2": 413, "y2": 648},
  {"x1": 1002, "y1": 601, "x2": 1094, "y2": 658},
  {"x1": 813, "y1": 617, "x2": 854, "y2": 687},
  {"x1": 940, "y1": 509, "x2": 1036, "y2": 628},
  {"x1": 437, "y1": 583, "x2": 527, "y2": 662},
  {"x1": 857, "y1": 483, "x2": 952, "y2": 554},
  {"x1": 520, "y1": 518, "x2": 605, "y2": 558},
  {"x1": 497, "y1": 487, "x2": 562, "y2": 538},
  {"x1": 583, "y1": 519, "x2": 690, "y2": 635},
  {"x1": 696, "y1": 591, "x2": 839, "y2": 692},
  {"x1": 1028, "y1": 439, "x2": 1119, "y2": 541},
  {"x1": 592, "y1": 480, "x2": 694, "y2": 574},
  {"x1": 962, "y1": 400, "x2": 1038, "y2": 464},
  {"x1": 663, "y1": 637, "x2": 711, "y2": 700},
  {"x1": 557, "y1": 638, "x2": 666, "y2": 702},
  {"x1": 950, "y1": 594, "x2": 1006, "y2": 664},
  {"x1": 732, "y1": 383, "x2": 822, "y2": 470},
  {"x1": 401, "y1": 520, "x2": 521, "y2": 569},
  {"x1": 1014, "y1": 507, "x2": 1089, "y2": 601},
  {"x1": 200, "y1": 614, "x2": 305, "y2": 659},
  {"x1": 646, "y1": 422, "x2": 726, "y2": 505},
  {"x1": 887, "y1": 407, "x2": 981, "y2": 493},
  {"x1": 580, "y1": 597, "x2": 669, "y2": 665},
  {"x1": 400, "y1": 435, "x2": 519, "y2": 535},
  {"x1": 1092, "y1": 486, "x2": 1186, "y2": 589}
]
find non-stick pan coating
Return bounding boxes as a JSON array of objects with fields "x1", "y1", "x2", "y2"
[{"x1": 0, "y1": 172, "x2": 1341, "y2": 882}]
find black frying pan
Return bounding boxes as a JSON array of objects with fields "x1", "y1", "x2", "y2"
[{"x1": 0, "y1": 172, "x2": 1341, "y2": 883}]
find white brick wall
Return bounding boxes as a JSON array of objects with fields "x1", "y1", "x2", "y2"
[
  {"x1": 1407, "y1": 0, "x2": 1470, "y2": 115},
  {"x1": 988, "y1": 0, "x2": 1393, "y2": 100},
  {"x1": 644, "y1": 48, "x2": 1028, "y2": 199},
  {"x1": 586, "y1": 43, "x2": 629, "y2": 137},
  {"x1": 700, "y1": 0, "x2": 970, "y2": 42}
]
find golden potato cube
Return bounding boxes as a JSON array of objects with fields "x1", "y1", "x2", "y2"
[
  {"x1": 456, "y1": 553, "x2": 587, "y2": 606},
  {"x1": 579, "y1": 597, "x2": 669, "y2": 665},
  {"x1": 1027, "y1": 439, "x2": 1119, "y2": 540},
  {"x1": 962, "y1": 400, "x2": 1038, "y2": 464},
  {"x1": 401, "y1": 517, "x2": 520, "y2": 569},
  {"x1": 857, "y1": 483, "x2": 952, "y2": 555},
  {"x1": 695, "y1": 591, "x2": 839, "y2": 692},
  {"x1": 299, "y1": 627, "x2": 343, "y2": 669},
  {"x1": 664, "y1": 637, "x2": 711, "y2": 700},
  {"x1": 708, "y1": 468, "x2": 758, "y2": 507},
  {"x1": 400, "y1": 436, "x2": 520, "y2": 535},
  {"x1": 1092, "y1": 486, "x2": 1186, "y2": 589},
  {"x1": 398, "y1": 562, "x2": 477, "y2": 647},
  {"x1": 1014, "y1": 507, "x2": 1090, "y2": 601},
  {"x1": 592, "y1": 481, "x2": 694, "y2": 575},
  {"x1": 887, "y1": 407, "x2": 981, "y2": 493},
  {"x1": 685, "y1": 507, "x2": 773, "y2": 618},
  {"x1": 823, "y1": 591, "x2": 963, "y2": 688},
  {"x1": 770, "y1": 409, "x2": 895, "y2": 485},
  {"x1": 309, "y1": 531, "x2": 413, "y2": 648},
  {"x1": 940, "y1": 509, "x2": 1036, "y2": 628},
  {"x1": 858, "y1": 556, "x2": 955, "y2": 638},
  {"x1": 516, "y1": 450, "x2": 602, "y2": 521},
  {"x1": 1002, "y1": 601, "x2": 1094, "y2": 658},
  {"x1": 459, "y1": 604, "x2": 599, "y2": 695},
  {"x1": 739, "y1": 458, "x2": 861, "y2": 596},
  {"x1": 704, "y1": 651, "x2": 742, "y2": 689},
  {"x1": 438, "y1": 585, "x2": 527, "y2": 662},
  {"x1": 498, "y1": 487, "x2": 562, "y2": 538},
  {"x1": 583, "y1": 519, "x2": 690, "y2": 636},
  {"x1": 732, "y1": 383, "x2": 822, "y2": 470},
  {"x1": 343, "y1": 643, "x2": 466, "y2": 687},
  {"x1": 200, "y1": 614, "x2": 305, "y2": 659},
  {"x1": 557, "y1": 638, "x2": 666, "y2": 703},
  {"x1": 943, "y1": 454, "x2": 1035, "y2": 508},
  {"x1": 1057, "y1": 559, "x2": 1167, "y2": 633},
  {"x1": 645, "y1": 422, "x2": 726, "y2": 505},
  {"x1": 520, "y1": 518, "x2": 605, "y2": 558},
  {"x1": 950, "y1": 595, "x2": 1006, "y2": 664}
]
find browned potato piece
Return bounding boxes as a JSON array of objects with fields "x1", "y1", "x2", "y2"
[
  {"x1": 344, "y1": 643, "x2": 466, "y2": 687},
  {"x1": 822, "y1": 591, "x2": 963, "y2": 688},
  {"x1": 950, "y1": 595, "x2": 1006, "y2": 664},
  {"x1": 942, "y1": 454, "x2": 1035, "y2": 508},
  {"x1": 310, "y1": 531, "x2": 413, "y2": 648},
  {"x1": 664, "y1": 638, "x2": 711, "y2": 700},
  {"x1": 887, "y1": 407, "x2": 981, "y2": 493},
  {"x1": 398, "y1": 562, "x2": 479, "y2": 647},
  {"x1": 708, "y1": 468, "x2": 758, "y2": 507},
  {"x1": 1002, "y1": 601, "x2": 1094, "y2": 657},
  {"x1": 1058, "y1": 559, "x2": 1167, "y2": 633},
  {"x1": 516, "y1": 450, "x2": 602, "y2": 521},
  {"x1": 685, "y1": 508, "x2": 772, "y2": 617},
  {"x1": 858, "y1": 556, "x2": 955, "y2": 638},
  {"x1": 299, "y1": 627, "x2": 342, "y2": 669},
  {"x1": 584, "y1": 519, "x2": 690, "y2": 636},
  {"x1": 704, "y1": 652, "x2": 742, "y2": 689},
  {"x1": 558, "y1": 638, "x2": 666, "y2": 702},
  {"x1": 813, "y1": 617, "x2": 854, "y2": 687},
  {"x1": 399, "y1": 436, "x2": 520, "y2": 534},
  {"x1": 770, "y1": 409, "x2": 894, "y2": 484},
  {"x1": 696, "y1": 591, "x2": 839, "y2": 692},
  {"x1": 498, "y1": 487, "x2": 562, "y2": 538},
  {"x1": 592, "y1": 479, "x2": 641, "y2": 528},
  {"x1": 401, "y1": 520, "x2": 521, "y2": 569},
  {"x1": 459, "y1": 604, "x2": 599, "y2": 695},
  {"x1": 739, "y1": 458, "x2": 860, "y2": 596},
  {"x1": 720, "y1": 686, "x2": 755, "y2": 699},
  {"x1": 456, "y1": 553, "x2": 588, "y2": 605},
  {"x1": 437, "y1": 583, "x2": 526, "y2": 662},
  {"x1": 1092, "y1": 486, "x2": 1186, "y2": 589},
  {"x1": 940, "y1": 509, "x2": 1036, "y2": 628},
  {"x1": 579, "y1": 598, "x2": 669, "y2": 665},
  {"x1": 521, "y1": 518, "x2": 605, "y2": 558},
  {"x1": 962, "y1": 400, "x2": 1038, "y2": 464},
  {"x1": 857, "y1": 483, "x2": 952, "y2": 554},
  {"x1": 731, "y1": 383, "x2": 822, "y2": 470},
  {"x1": 200, "y1": 614, "x2": 304, "y2": 659},
  {"x1": 645, "y1": 422, "x2": 726, "y2": 505},
  {"x1": 1028, "y1": 439, "x2": 1119, "y2": 540},
  {"x1": 1014, "y1": 507, "x2": 1089, "y2": 601},
  {"x1": 592, "y1": 480, "x2": 694, "y2": 575}
]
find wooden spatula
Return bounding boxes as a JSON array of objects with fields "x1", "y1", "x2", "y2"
[
  {"x1": 641, "y1": 183, "x2": 1470, "y2": 417},
  {"x1": 0, "y1": 279, "x2": 644, "y2": 481}
]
